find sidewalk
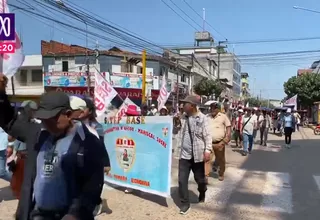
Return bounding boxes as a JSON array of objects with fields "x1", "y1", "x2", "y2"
[{"x1": 0, "y1": 129, "x2": 310, "y2": 220}]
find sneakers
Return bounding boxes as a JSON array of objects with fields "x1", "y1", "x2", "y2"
[
  {"x1": 242, "y1": 151, "x2": 248, "y2": 156},
  {"x1": 218, "y1": 175, "x2": 224, "y2": 181},
  {"x1": 179, "y1": 205, "x2": 190, "y2": 215}
]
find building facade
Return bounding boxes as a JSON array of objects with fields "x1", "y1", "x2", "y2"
[
  {"x1": 240, "y1": 72, "x2": 250, "y2": 100},
  {"x1": 42, "y1": 40, "x2": 191, "y2": 105},
  {"x1": 210, "y1": 53, "x2": 241, "y2": 99},
  {"x1": 7, "y1": 55, "x2": 43, "y2": 102}
]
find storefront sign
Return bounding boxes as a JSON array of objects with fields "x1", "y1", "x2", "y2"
[
  {"x1": 109, "y1": 72, "x2": 154, "y2": 89},
  {"x1": 43, "y1": 72, "x2": 105, "y2": 87},
  {"x1": 45, "y1": 87, "x2": 160, "y2": 100}
]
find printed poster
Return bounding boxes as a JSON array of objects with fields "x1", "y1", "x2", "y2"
[{"x1": 103, "y1": 116, "x2": 172, "y2": 197}]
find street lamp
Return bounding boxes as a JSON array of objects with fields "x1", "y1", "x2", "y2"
[
  {"x1": 293, "y1": 6, "x2": 320, "y2": 14},
  {"x1": 55, "y1": 0, "x2": 91, "y2": 94}
]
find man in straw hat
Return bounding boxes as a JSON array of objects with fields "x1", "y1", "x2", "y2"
[{"x1": 175, "y1": 95, "x2": 212, "y2": 215}]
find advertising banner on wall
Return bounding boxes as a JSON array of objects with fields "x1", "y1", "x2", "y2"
[
  {"x1": 103, "y1": 116, "x2": 172, "y2": 197},
  {"x1": 105, "y1": 72, "x2": 159, "y2": 90},
  {"x1": 43, "y1": 72, "x2": 107, "y2": 87}
]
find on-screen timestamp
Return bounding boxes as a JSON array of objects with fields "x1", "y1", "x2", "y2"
[{"x1": 0, "y1": 42, "x2": 15, "y2": 53}]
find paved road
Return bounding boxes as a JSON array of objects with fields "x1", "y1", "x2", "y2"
[{"x1": 0, "y1": 128, "x2": 320, "y2": 220}]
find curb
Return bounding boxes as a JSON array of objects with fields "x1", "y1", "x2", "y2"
[{"x1": 307, "y1": 124, "x2": 316, "y2": 130}]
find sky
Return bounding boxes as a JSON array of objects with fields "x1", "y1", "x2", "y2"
[{"x1": 10, "y1": 0, "x2": 320, "y2": 100}]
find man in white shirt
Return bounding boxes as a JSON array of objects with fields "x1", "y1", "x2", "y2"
[
  {"x1": 252, "y1": 107, "x2": 259, "y2": 143},
  {"x1": 242, "y1": 108, "x2": 257, "y2": 156}
]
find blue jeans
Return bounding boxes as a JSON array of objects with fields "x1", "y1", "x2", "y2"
[
  {"x1": 243, "y1": 134, "x2": 254, "y2": 153},
  {"x1": 0, "y1": 150, "x2": 7, "y2": 177}
]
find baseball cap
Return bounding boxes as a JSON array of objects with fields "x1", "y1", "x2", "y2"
[
  {"x1": 180, "y1": 95, "x2": 201, "y2": 106},
  {"x1": 69, "y1": 96, "x2": 86, "y2": 111},
  {"x1": 238, "y1": 109, "x2": 244, "y2": 113},
  {"x1": 34, "y1": 91, "x2": 71, "y2": 119}
]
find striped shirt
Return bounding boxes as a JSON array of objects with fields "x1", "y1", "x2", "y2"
[{"x1": 175, "y1": 111, "x2": 212, "y2": 163}]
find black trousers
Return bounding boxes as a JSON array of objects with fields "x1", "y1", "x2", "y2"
[
  {"x1": 178, "y1": 158, "x2": 207, "y2": 206},
  {"x1": 284, "y1": 127, "x2": 293, "y2": 144}
]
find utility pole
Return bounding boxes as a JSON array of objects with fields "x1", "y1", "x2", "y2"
[
  {"x1": 190, "y1": 53, "x2": 194, "y2": 94},
  {"x1": 176, "y1": 60, "x2": 180, "y2": 106},
  {"x1": 141, "y1": 50, "x2": 147, "y2": 104},
  {"x1": 217, "y1": 41, "x2": 227, "y2": 79}
]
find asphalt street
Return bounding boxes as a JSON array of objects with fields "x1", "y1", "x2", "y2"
[{"x1": 0, "y1": 127, "x2": 320, "y2": 220}]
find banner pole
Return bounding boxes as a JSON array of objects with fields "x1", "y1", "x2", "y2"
[{"x1": 142, "y1": 50, "x2": 146, "y2": 105}]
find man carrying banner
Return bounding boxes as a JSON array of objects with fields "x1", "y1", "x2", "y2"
[{"x1": 175, "y1": 95, "x2": 212, "y2": 215}]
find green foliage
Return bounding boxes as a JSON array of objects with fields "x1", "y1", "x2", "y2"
[
  {"x1": 283, "y1": 73, "x2": 320, "y2": 107},
  {"x1": 246, "y1": 97, "x2": 275, "y2": 108},
  {"x1": 193, "y1": 78, "x2": 225, "y2": 98}
]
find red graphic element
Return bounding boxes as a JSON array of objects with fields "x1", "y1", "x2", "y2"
[
  {"x1": 0, "y1": 33, "x2": 22, "y2": 60},
  {"x1": 116, "y1": 138, "x2": 135, "y2": 147},
  {"x1": 0, "y1": 42, "x2": 15, "y2": 54}
]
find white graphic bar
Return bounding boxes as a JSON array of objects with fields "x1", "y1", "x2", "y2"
[{"x1": 261, "y1": 172, "x2": 293, "y2": 214}]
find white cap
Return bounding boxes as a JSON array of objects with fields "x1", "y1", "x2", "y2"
[
  {"x1": 286, "y1": 108, "x2": 292, "y2": 113},
  {"x1": 238, "y1": 109, "x2": 244, "y2": 113},
  {"x1": 69, "y1": 96, "x2": 86, "y2": 110},
  {"x1": 161, "y1": 106, "x2": 168, "y2": 111},
  {"x1": 151, "y1": 104, "x2": 155, "y2": 107},
  {"x1": 253, "y1": 107, "x2": 258, "y2": 111}
]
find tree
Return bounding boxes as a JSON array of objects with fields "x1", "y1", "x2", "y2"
[
  {"x1": 283, "y1": 73, "x2": 320, "y2": 107},
  {"x1": 245, "y1": 97, "x2": 275, "y2": 108},
  {"x1": 193, "y1": 78, "x2": 225, "y2": 99}
]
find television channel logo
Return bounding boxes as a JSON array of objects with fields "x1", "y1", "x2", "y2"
[{"x1": 0, "y1": 13, "x2": 15, "y2": 41}]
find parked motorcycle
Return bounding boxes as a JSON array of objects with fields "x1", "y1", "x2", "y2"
[{"x1": 314, "y1": 125, "x2": 320, "y2": 135}]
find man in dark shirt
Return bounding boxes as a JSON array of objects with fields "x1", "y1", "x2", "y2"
[{"x1": 8, "y1": 91, "x2": 104, "y2": 220}]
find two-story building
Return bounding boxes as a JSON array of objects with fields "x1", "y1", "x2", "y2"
[
  {"x1": 42, "y1": 40, "x2": 191, "y2": 106},
  {"x1": 7, "y1": 54, "x2": 43, "y2": 103}
]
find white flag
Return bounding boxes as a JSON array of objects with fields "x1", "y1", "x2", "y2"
[
  {"x1": 157, "y1": 75, "x2": 170, "y2": 111},
  {"x1": 94, "y1": 71, "x2": 118, "y2": 116},
  {"x1": 285, "y1": 94, "x2": 297, "y2": 110},
  {"x1": 1, "y1": 2, "x2": 25, "y2": 77}
]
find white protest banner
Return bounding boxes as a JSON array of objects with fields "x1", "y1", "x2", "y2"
[
  {"x1": 94, "y1": 71, "x2": 118, "y2": 116},
  {"x1": 157, "y1": 75, "x2": 170, "y2": 110},
  {"x1": 285, "y1": 94, "x2": 297, "y2": 110},
  {"x1": 1, "y1": 1, "x2": 24, "y2": 78},
  {"x1": 116, "y1": 97, "x2": 139, "y2": 119}
]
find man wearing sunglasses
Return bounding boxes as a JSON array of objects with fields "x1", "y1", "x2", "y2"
[{"x1": 7, "y1": 91, "x2": 104, "y2": 220}]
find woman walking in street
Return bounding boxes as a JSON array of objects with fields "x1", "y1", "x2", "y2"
[{"x1": 283, "y1": 108, "x2": 295, "y2": 148}]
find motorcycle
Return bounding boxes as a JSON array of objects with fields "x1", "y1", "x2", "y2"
[{"x1": 314, "y1": 125, "x2": 320, "y2": 135}]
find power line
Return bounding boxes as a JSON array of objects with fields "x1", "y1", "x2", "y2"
[
  {"x1": 182, "y1": 0, "x2": 227, "y2": 40},
  {"x1": 167, "y1": 0, "x2": 202, "y2": 29},
  {"x1": 160, "y1": 0, "x2": 198, "y2": 31}
]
